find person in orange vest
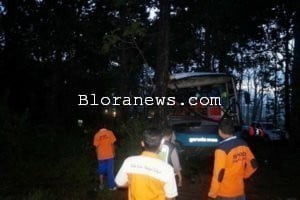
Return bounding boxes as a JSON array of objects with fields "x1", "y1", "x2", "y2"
[
  {"x1": 208, "y1": 117, "x2": 258, "y2": 200},
  {"x1": 115, "y1": 128, "x2": 178, "y2": 200},
  {"x1": 93, "y1": 122, "x2": 117, "y2": 190}
]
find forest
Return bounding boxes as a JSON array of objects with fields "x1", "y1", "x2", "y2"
[{"x1": 0, "y1": 0, "x2": 299, "y2": 199}]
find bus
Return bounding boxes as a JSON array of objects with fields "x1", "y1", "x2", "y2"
[{"x1": 166, "y1": 72, "x2": 241, "y2": 153}]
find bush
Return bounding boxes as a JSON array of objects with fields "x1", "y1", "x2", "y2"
[
  {"x1": 0, "y1": 108, "x2": 151, "y2": 199},
  {"x1": 113, "y1": 118, "x2": 152, "y2": 167}
]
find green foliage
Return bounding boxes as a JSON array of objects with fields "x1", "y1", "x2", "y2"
[
  {"x1": 0, "y1": 107, "x2": 94, "y2": 198},
  {"x1": 116, "y1": 118, "x2": 151, "y2": 157},
  {"x1": 0, "y1": 107, "x2": 152, "y2": 199},
  {"x1": 122, "y1": 22, "x2": 145, "y2": 37},
  {"x1": 0, "y1": 0, "x2": 299, "y2": 198},
  {"x1": 1, "y1": 0, "x2": 296, "y2": 126},
  {"x1": 101, "y1": 22, "x2": 145, "y2": 54},
  {"x1": 101, "y1": 28, "x2": 121, "y2": 54},
  {"x1": 25, "y1": 190, "x2": 55, "y2": 200}
]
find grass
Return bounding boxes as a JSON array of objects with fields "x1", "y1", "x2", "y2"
[
  {"x1": 1, "y1": 107, "x2": 299, "y2": 199},
  {"x1": 0, "y1": 108, "x2": 149, "y2": 199}
]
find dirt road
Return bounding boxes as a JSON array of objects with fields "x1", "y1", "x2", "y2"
[{"x1": 111, "y1": 143, "x2": 300, "y2": 200}]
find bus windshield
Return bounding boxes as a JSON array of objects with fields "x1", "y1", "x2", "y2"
[{"x1": 167, "y1": 73, "x2": 237, "y2": 123}]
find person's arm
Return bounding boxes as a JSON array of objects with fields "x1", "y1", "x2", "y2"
[
  {"x1": 110, "y1": 131, "x2": 117, "y2": 143},
  {"x1": 170, "y1": 149, "x2": 182, "y2": 187},
  {"x1": 176, "y1": 171, "x2": 182, "y2": 187},
  {"x1": 115, "y1": 159, "x2": 129, "y2": 187},
  {"x1": 93, "y1": 132, "x2": 98, "y2": 147},
  {"x1": 110, "y1": 131, "x2": 117, "y2": 155},
  {"x1": 93, "y1": 132, "x2": 100, "y2": 149},
  {"x1": 208, "y1": 149, "x2": 226, "y2": 198},
  {"x1": 164, "y1": 167, "x2": 178, "y2": 199},
  {"x1": 244, "y1": 147, "x2": 258, "y2": 179}
]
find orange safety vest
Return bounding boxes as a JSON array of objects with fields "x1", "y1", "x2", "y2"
[{"x1": 208, "y1": 136, "x2": 257, "y2": 198}]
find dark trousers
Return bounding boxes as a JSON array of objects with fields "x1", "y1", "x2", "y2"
[
  {"x1": 216, "y1": 195, "x2": 246, "y2": 200},
  {"x1": 98, "y1": 158, "x2": 116, "y2": 189}
]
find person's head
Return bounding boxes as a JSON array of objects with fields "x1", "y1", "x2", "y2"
[
  {"x1": 99, "y1": 120, "x2": 108, "y2": 129},
  {"x1": 162, "y1": 128, "x2": 173, "y2": 141},
  {"x1": 218, "y1": 117, "x2": 235, "y2": 139},
  {"x1": 141, "y1": 128, "x2": 163, "y2": 153}
]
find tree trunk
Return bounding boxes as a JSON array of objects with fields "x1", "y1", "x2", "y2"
[
  {"x1": 237, "y1": 54, "x2": 244, "y2": 106},
  {"x1": 1, "y1": 0, "x2": 17, "y2": 106},
  {"x1": 274, "y1": 64, "x2": 278, "y2": 126},
  {"x1": 284, "y1": 28, "x2": 291, "y2": 134},
  {"x1": 251, "y1": 69, "x2": 258, "y2": 122},
  {"x1": 47, "y1": 51, "x2": 62, "y2": 125},
  {"x1": 204, "y1": 27, "x2": 211, "y2": 71},
  {"x1": 211, "y1": 56, "x2": 216, "y2": 72},
  {"x1": 154, "y1": 0, "x2": 170, "y2": 125},
  {"x1": 246, "y1": 71, "x2": 251, "y2": 124},
  {"x1": 291, "y1": 8, "x2": 300, "y2": 143},
  {"x1": 259, "y1": 78, "x2": 264, "y2": 121},
  {"x1": 119, "y1": 48, "x2": 132, "y2": 120},
  {"x1": 218, "y1": 52, "x2": 226, "y2": 72}
]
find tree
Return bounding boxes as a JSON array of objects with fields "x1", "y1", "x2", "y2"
[
  {"x1": 291, "y1": 3, "x2": 300, "y2": 143},
  {"x1": 153, "y1": 0, "x2": 170, "y2": 124}
]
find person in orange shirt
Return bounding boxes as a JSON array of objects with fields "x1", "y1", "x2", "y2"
[
  {"x1": 115, "y1": 128, "x2": 178, "y2": 200},
  {"x1": 208, "y1": 118, "x2": 257, "y2": 200},
  {"x1": 93, "y1": 122, "x2": 117, "y2": 190}
]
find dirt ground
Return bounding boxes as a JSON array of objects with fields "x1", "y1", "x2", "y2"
[{"x1": 109, "y1": 141, "x2": 300, "y2": 200}]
